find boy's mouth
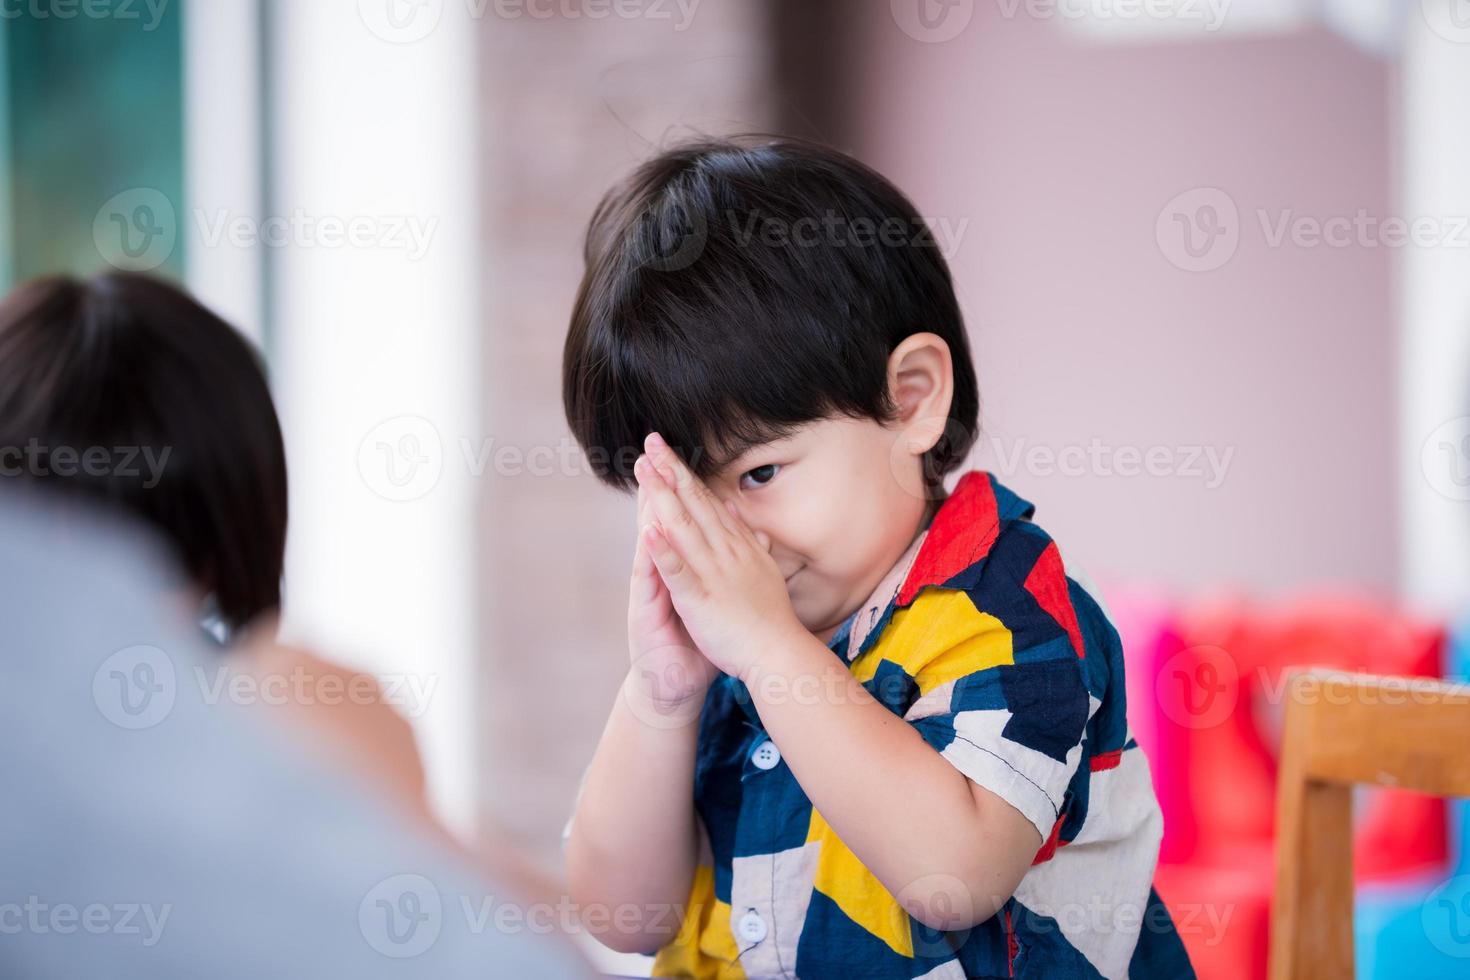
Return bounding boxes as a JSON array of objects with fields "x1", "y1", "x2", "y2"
[{"x1": 784, "y1": 566, "x2": 805, "y2": 584}]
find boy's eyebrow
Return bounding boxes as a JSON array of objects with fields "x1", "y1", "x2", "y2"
[
  {"x1": 700, "y1": 432, "x2": 775, "y2": 475},
  {"x1": 701, "y1": 439, "x2": 756, "y2": 475},
  {"x1": 706, "y1": 426, "x2": 811, "y2": 477}
]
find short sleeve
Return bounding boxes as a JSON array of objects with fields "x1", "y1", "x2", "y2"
[{"x1": 890, "y1": 537, "x2": 1094, "y2": 841}]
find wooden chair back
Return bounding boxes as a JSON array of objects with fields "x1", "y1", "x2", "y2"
[{"x1": 1270, "y1": 669, "x2": 1470, "y2": 979}]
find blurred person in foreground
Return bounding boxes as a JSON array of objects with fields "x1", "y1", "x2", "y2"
[{"x1": 0, "y1": 488, "x2": 592, "y2": 977}]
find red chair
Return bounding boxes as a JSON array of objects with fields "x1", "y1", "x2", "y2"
[{"x1": 1147, "y1": 593, "x2": 1446, "y2": 980}]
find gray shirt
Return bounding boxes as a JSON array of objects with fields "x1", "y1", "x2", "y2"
[{"x1": 0, "y1": 492, "x2": 593, "y2": 978}]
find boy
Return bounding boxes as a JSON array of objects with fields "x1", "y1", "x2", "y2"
[{"x1": 561, "y1": 136, "x2": 1194, "y2": 979}]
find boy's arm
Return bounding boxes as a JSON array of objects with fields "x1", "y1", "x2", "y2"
[
  {"x1": 739, "y1": 627, "x2": 1043, "y2": 932},
  {"x1": 563, "y1": 671, "x2": 703, "y2": 955}
]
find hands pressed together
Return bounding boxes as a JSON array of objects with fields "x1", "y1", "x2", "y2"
[{"x1": 625, "y1": 431, "x2": 803, "y2": 709}]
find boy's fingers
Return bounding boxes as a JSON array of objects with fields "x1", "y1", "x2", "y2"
[
  {"x1": 636, "y1": 456, "x2": 715, "y2": 572},
  {"x1": 722, "y1": 498, "x2": 760, "y2": 551},
  {"x1": 642, "y1": 522, "x2": 690, "y2": 583},
  {"x1": 643, "y1": 434, "x2": 736, "y2": 548},
  {"x1": 630, "y1": 530, "x2": 656, "y2": 597},
  {"x1": 722, "y1": 497, "x2": 757, "y2": 544},
  {"x1": 636, "y1": 478, "x2": 653, "y2": 527},
  {"x1": 648, "y1": 481, "x2": 712, "y2": 575}
]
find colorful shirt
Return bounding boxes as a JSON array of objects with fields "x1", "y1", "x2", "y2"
[{"x1": 645, "y1": 470, "x2": 1194, "y2": 979}]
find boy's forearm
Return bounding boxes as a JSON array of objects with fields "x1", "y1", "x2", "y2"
[
  {"x1": 739, "y1": 627, "x2": 1038, "y2": 928},
  {"x1": 564, "y1": 670, "x2": 703, "y2": 952}
]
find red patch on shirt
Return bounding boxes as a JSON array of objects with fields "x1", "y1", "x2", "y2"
[
  {"x1": 897, "y1": 471, "x2": 1001, "y2": 607},
  {"x1": 1023, "y1": 541, "x2": 1085, "y2": 659},
  {"x1": 1031, "y1": 812, "x2": 1068, "y2": 866},
  {"x1": 1006, "y1": 906, "x2": 1018, "y2": 975}
]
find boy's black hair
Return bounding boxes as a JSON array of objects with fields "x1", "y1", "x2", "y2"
[
  {"x1": 0, "y1": 272, "x2": 287, "y2": 634},
  {"x1": 562, "y1": 134, "x2": 979, "y2": 496}
]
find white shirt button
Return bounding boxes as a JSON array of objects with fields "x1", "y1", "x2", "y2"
[
  {"x1": 737, "y1": 910, "x2": 768, "y2": 943},
  {"x1": 750, "y1": 740, "x2": 781, "y2": 770}
]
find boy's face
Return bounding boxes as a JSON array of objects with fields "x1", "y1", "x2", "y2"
[{"x1": 703, "y1": 413, "x2": 939, "y2": 646}]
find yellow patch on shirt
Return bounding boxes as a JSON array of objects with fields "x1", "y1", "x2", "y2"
[
  {"x1": 651, "y1": 863, "x2": 745, "y2": 979},
  {"x1": 849, "y1": 588, "x2": 1014, "y2": 695},
  {"x1": 805, "y1": 807, "x2": 913, "y2": 958}
]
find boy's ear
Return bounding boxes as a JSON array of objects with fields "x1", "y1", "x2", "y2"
[{"x1": 886, "y1": 332, "x2": 954, "y2": 455}]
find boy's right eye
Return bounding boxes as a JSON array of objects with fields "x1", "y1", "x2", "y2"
[{"x1": 739, "y1": 463, "x2": 780, "y2": 490}]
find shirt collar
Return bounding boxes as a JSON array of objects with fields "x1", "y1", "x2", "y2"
[
  {"x1": 840, "y1": 527, "x2": 928, "y2": 661},
  {"x1": 840, "y1": 470, "x2": 1035, "y2": 664},
  {"x1": 895, "y1": 470, "x2": 1035, "y2": 608}
]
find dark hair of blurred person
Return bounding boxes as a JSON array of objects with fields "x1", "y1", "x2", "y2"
[{"x1": 0, "y1": 272, "x2": 286, "y2": 637}]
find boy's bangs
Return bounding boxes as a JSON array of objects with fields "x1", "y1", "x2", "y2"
[{"x1": 581, "y1": 313, "x2": 818, "y2": 488}]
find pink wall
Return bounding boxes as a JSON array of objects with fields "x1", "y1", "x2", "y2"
[{"x1": 846, "y1": 11, "x2": 1395, "y2": 596}]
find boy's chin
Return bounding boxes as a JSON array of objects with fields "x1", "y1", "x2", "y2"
[{"x1": 790, "y1": 601, "x2": 847, "y2": 646}]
